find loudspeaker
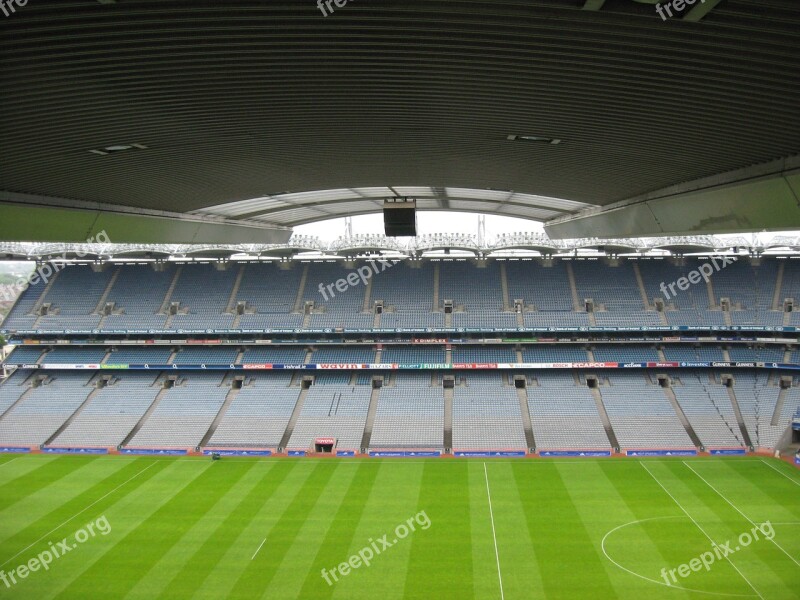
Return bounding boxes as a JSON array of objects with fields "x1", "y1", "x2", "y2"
[{"x1": 384, "y1": 199, "x2": 417, "y2": 237}]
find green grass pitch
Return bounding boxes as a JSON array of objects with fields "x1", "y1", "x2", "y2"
[{"x1": 0, "y1": 455, "x2": 797, "y2": 599}]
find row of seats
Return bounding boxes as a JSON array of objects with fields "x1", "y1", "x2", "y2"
[
  {"x1": 6, "y1": 344, "x2": 792, "y2": 365},
  {"x1": 2, "y1": 369, "x2": 796, "y2": 451},
  {"x1": 5, "y1": 259, "x2": 800, "y2": 332}
]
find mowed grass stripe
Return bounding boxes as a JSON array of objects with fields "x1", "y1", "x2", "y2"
[
  {"x1": 262, "y1": 462, "x2": 361, "y2": 600},
  {"x1": 0, "y1": 456, "x2": 62, "y2": 507},
  {"x1": 156, "y1": 461, "x2": 291, "y2": 600},
  {"x1": 52, "y1": 461, "x2": 250, "y2": 599},
  {"x1": 598, "y1": 460, "x2": 742, "y2": 598},
  {"x1": 673, "y1": 461, "x2": 800, "y2": 597},
  {"x1": 189, "y1": 461, "x2": 318, "y2": 599},
  {"x1": 0, "y1": 457, "x2": 159, "y2": 552},
  {"x1": 229, "y1": 461, "x2": 338, "y2": 597},
  {"x1": 4, "y1": 460, "x2": 206, "y2": 600},
  {"x1": 511, "y1": 461, "x2": 617, "y2": 599},
  {"x1": 650, "y1": 461, "x2": 797, "y2": 599},
  {"x1": 469, "y1": 462, "x2": 546, "y2": 600},
  {"x1": 296, "y1": 461, "x2": 382, "y2": 599},
  {"x1": 716, "y1": 460, "x2": 800, "y2": 522},
  {"x1": 122, "y1": 460, "x2": 268, "y2": 600},
  {"x1": 330, "y1": 462, "x2": 425, "y2": 600},
  {"x1": 403, "y1": 461, "x2": 472, "y2": 599}
]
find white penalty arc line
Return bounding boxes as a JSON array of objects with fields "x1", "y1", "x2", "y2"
[
  {"x1": 600, "y1": 516, "x2": 756, "y2": 598},
  {"x1": 251, "y1": 537, "x2": 267, "y2": 560},
  {"x1": 0, "y1": 461, "x2": 158, "y2": 569},
  {"x1": 483, "y1": 462, "x2": 505, "y2": 600}
]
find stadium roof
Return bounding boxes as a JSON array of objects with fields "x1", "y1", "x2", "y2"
[{"x1": 1, "y1": 0, "x2": 799, "y2": 244}]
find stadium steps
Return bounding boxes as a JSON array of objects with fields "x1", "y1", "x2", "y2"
[
  {"x1": 43, "y1": 382, "x2": 101, "y2": 446},
  {"x1": 632, "y1": 262, "x2": 651, "y2": 310},
  {"x1": 705, "y1": 274, "x2": 717, "y2": 309},
  {"x1": 500, "y1": 263, "x2": 511, "y2": 311},
  {"x1": 657, "y1": 347, "x2": 667, "y2": 361},
  {"x1": 278, "y1": 387, "x2": 309, "y2": 450},
  {"x1": 445, "y1": 311, "x2": 452, "y2": 328},
  {"x1": 723, "y1": 310, "x2": 732, "y2": 327},
  {"x1": 119, "y1": 383, "x2": 171, "y2": 448},
  {"x1": 373, "y1": 308, "x2": 381, "y2": 329},
  {"x1": 198, "y1": 383, "x2": 241, "y2": 448},
  {"x1": 725, "y1": 385, "x2": 754, "y2": 448},
  {"x1": 784, "y1": 349, "x2": 792, "y2": 363},
  {"x1": 443, "y1": 386, "x2": 453, "y2": 452},
  {"x1": 771, "y1": 385, "x2": 789, "y2": 427},
  {"x1": 158, "y1": 266, "x2": 183, "y2": 314},
  {"x1": 565, "y1": 262, "x2": 581, "y2": 311},
  {"x1": 374, "y1": 348, "x2": 382, "y2": 362},
  {"x1": 362, "y1": 270, "x2": 373, "y2": 313},
  {"x1": 28, "y1": 267, "x2": 61, "y2": 316},
  {"x1": 304, "y1": 349, "x2": 314, "y2": 364},
  {"x1": 662, "y1": 385, "x2": 703, "y2": 448},
  {"x1": 783, "y1": 310, "x2": 791, "y2": 327},
  {"x1": 590, "y1": 387, "x2": 620, "y2": 451},
  {"x1": 359, "y1": 385, "x2": 382, "y2": 450},
  {"x1": 432, "y1": 263, "x2": 440, "y2": 311},
  {"x1": 516, "y1": 386, "x2": 536, "y2": 450},
  {"x1": 722, "y1": 348, "x2": 732, "y2": 362},
  {"x1": 292, "y1": 264, "x2": 310, "y2": 313},
  {"x1": 0, "y1": 380, "x2": 37, "y2": 423},
  {"x1": 92, "y1": 267, "x2": 121, "y2": 314},
  {"x1": 224, "y1": 265, "x2": 246, "y2": 313},
  {"x1": 772, "y1": 261, "x2": 785, "y2": 310}
]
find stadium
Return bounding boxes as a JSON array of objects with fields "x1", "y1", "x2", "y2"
[{"x1": 0, "y1": 1, "x2": 799, "y2": 599}]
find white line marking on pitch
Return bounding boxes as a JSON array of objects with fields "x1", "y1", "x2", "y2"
[
  {"x1": 251, "y1": 537, "x2": 267, "y2": 560},
  {"x1": 0, "y1": 457, "x2": 21, "y2": 469},
  {"x1": 683, "y1": 462, "x2": 800, "y2": 569},
  {"x1": 601, "y1": 516, "x2": 756, "y2": 598},
  {"x1": 0, "y1": 461, "x2": 158, "y2": 569},
  {"x1": 640, "y1": 463, "x2": 764, "y2": 600},
  {"x1": 760, "y1": 459, "x2": 800, "y2": 487},
  {"x1": 483, "y1": 462, "x2": 505, "y2": 600}
]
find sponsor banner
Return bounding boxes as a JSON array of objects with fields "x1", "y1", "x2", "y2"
[
  {"x1": 795, "y1": 455, "x2": 800, "y2": 467},
  {"x1": 336, "y1": 450, "x2": 357, "y2": 457},
  {"x1": 451, "y1": 363, "x2": 498, "y2": 369},
  {"x1": 709, "y1": 449, "x2": 747, "y2": 456},
  {"x1": 368, "y1": 451, "x2": 441, "y2": 457},
  {"x1": 201, "y1": 449, "x2": 272, "y2": 456},
  {"x1": 42, "y1": 447, "x2": 108, "y2": 455},
  {"x1": 413, "y1": 338, "x2": 447, "y2": 344},
  {"x1": 627, "y1": 449, "x2": 698, "y2": 457},
  {"x1": 315, "y1": 438, "x2": 336, "y2": 445},
  {"x1": 539, "y1": 450, "x2": 612, "y2": 457},
  {"x1": 8, "y1": 326, "x2": 800, "y2": 336},
  {"x1": 0, "y1": 447, "x2": 31, "y2": 453},
  {"x1": 454, "y1": 451, "x2": 526, "y2": 457},
  {"x1": 120, "y1": 448, "x2": 188, "y2": 456},
  {"x1": 645, "y1": 362, "x2": 680, "y2": 368},
  {"x1": 287, "y1": 450, "x2": 306, "y2": 457}
]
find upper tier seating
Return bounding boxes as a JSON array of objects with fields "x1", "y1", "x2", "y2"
[{"x1": 1, "y1": 258, "x2": 795, "y2": 332}]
